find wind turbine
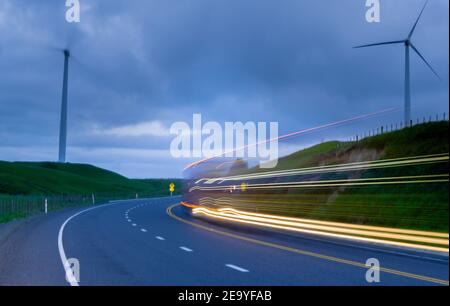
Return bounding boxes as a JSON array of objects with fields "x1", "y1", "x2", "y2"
[
  {"x1": 354, "y1": 0, "x2": 440, "y2": 127},
  {"x1": 58, "y1": 49, "x2": 70, "y2": 163}
]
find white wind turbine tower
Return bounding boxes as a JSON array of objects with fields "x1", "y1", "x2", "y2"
[
  {"x1": 58, "y1": 49, "x2": 70, "y2": 163},
  {"x1": 354, "y1": 0, "x2": 441, "y2": 127}
]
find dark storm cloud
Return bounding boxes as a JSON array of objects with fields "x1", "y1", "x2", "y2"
[{"x1": 0, "y1": 0, "x2": 448, "y2": 177}]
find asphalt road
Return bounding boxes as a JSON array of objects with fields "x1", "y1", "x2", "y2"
[{"x1": 0, "y1": 196, "x2": 448, "y2": 286}]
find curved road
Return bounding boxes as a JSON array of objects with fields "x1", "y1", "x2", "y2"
[{"x1": 0, "y1": 196, "x2": 448, "y2": 286}]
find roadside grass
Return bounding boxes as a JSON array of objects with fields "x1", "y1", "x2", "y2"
[
  {"x1": 0, "y1": 162, "x2": 183, "y2": 224},
  {"x1": 0, "y1": 212, "x2": 26, "y2": 224}
]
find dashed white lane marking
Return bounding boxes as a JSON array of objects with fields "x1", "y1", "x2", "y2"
[
  {"x1": 141, "y1": 228, "x2": 147, "y2": 232},
  {"x1": 132, "y1": 223, "x2": 137, "y2": 227},
  {"x1": 156, "y1": 236, "x2": 165, "y2": 241},
  {"x1": 180, "y1": 246, "x2": 193, "y2": 252},
  {"x1": 127, "y1": 220, "x2": 131, "y2": 222},
  {"x1": 225, "y1": 264, "x2": 249, "y2": 273}
]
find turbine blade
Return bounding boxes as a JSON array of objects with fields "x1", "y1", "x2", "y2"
[
  {"x1": 353, "y1": 40, "x2": 405, "y2": 49},
  {"x1": 410, "y1": 43, "x2": 441, "y2": 80},
  {"x1": 408, "y1": 0, "x2": 429, "y2": 39}
]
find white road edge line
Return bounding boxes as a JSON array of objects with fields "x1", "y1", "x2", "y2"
[
  {"x1": 180, "y1": 246, "x2": 193, "y2": 252},
  {"x1": 141, "y1": 228, "x2": 147, "y2": 232},
  {"x1": 226, "y1": 264, "x2": 249, "y2": 273},
  {"x1": 156, "y1": 236, "x2": 165, "y2": 240},
  {"x1": 58, "y1": 202, "x2": 117, "y2": 287},
  {"x1": 57, "y1": 197, "x2": 183, "y2": 286}
]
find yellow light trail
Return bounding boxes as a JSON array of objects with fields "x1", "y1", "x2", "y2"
[
  {"x1": 190, "y1": 206, "x2": 449, "y2": 253},
  {"x1": 189, "y1": 197, "x2": 448, "y2": 233},
  {"x1": 189, "y1": 174, "x2": 449, "y2": 192},
  {"x1": 216, "y1": 207, "x2": 449, "y2": 238},
  {"x1": 202, "y1": 195, "x2": 445, "y2": 211},
  {"x1": 168, "y1": 204, "x2": 449, "y2": 285},
  {"x1": 197, "y1": 153, "x2": 449, "y2": 184},
  {"x1": 212, "y1": 209, "x2": 448, "y2": 244}
]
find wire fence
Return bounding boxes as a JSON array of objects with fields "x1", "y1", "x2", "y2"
[
  {"x1": 347, "y1": 113, "x2": 448, "y2": 142},
  {"x1": 0, "y1": 192, "x2": 171, "y2": 223}
]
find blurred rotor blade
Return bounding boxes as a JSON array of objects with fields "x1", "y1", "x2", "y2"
[
  {"x1": 408, "y1": 0, "x2": 429, "y2": 39},
  {"x1": 353, "y1": 40, "x2": 405, "y2": 49},
  {"x1": 410, "y1": 43, "x2": 441, "y2": 80}
]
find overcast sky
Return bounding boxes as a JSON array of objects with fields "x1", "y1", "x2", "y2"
[{"x1": 0, "y1": 0, "x2": 448, "y2": 178}]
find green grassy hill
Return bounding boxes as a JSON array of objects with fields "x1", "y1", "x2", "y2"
[
  {"x1": 258, "y1": 121, "x2": 449, "y2": 171},
  {"x1": 231, "y1": 121, "x2": 449, "y2": 232},
  {"x1": 0, "y1": 161, "x2": 181, "y2": 196}
]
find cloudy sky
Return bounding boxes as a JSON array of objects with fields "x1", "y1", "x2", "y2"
[{"x1": 0, "y1": 0, "x2": 448, "y2": 178}]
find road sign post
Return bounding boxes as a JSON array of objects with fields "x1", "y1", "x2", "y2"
[{"x1": 169, "y1": 183, "x2": 175, "y2": 196}]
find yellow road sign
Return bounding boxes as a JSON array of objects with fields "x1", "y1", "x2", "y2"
[
  {"x1": 169, "y1": 182, "x2": 175, "y2": 192},
  {"x1": 240, "y1": 182, "x2": 247, "y2": 191}
]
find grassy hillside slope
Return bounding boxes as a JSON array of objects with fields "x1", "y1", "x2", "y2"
[
  {"x1": 231, "y1": 122, "x2": 449, "y2": 232},
  {"x1": 259, "y1": 121, "x2": 448, "y2": 171},
  {"x1": 0, "y1": 161, "x2": 181, "y2": 196}
]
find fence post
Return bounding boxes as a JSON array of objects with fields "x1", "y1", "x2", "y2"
[
  {"x1": 92, "y1": 193, "x2": 95, "y2": 205},
  {"x1": 45, "y1": 198, "x2": 48, "y2": 214}
]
